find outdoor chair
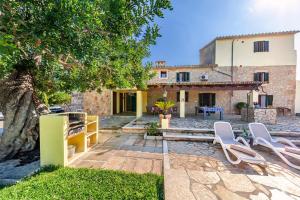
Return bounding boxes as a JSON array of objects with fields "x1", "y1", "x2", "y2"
[
  {"x1": 214, "y1": 122, "x2": 266, "y2": 165},
  {"x1": 249, "y1": 123, "x2": 300, "y2": 170}
]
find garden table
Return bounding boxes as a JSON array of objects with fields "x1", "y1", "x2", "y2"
[{"x1": 195, "y1": 106, "x2": 224, "y2": 120}]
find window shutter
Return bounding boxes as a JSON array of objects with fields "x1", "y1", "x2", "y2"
[
  {"x1": 267, "y1": 95, "x2": 273, "y2": 106},
  {"x1": 176, "y1": 73, "x2": 180, "y2": 82},
  {"x1": 254, "y1": 73, "x2": 257, "y2": 81},
  {"x1": 185, "y1": 92, "x2": 189, "y2": 102},
  {"x1": 254, "y1": 42, "x2": 258, "y2": 52},
  {"x1": 211, "y1": 94, "x2": 216, "y2": 106},
  {"x1": 258, "y1": 95, "x2": 262, "y2": 106},
  {"x1": 187, "y1": 72, "x2": 190, "y2": 82},
  {"x1": 264, "y1": 73, "x2": 269, "y2": 82},
  {"x1": 264, "y1": 41, "x2": 269, "y2": 52}
]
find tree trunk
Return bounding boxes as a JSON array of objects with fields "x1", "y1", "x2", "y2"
[{"x1": 0, "y1": 70, "x2": 47, "y2": 160}]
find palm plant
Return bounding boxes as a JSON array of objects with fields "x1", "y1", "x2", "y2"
[{"x1": 155, "y1": 100, "x2": 175, "y2": 117}]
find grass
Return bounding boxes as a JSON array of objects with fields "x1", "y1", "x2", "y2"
[{"x1": 0, "y1": 166, "x2": 163, "y2": 200}]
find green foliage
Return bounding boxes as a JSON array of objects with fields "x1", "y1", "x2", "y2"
[
  {"x1": 146, "y1": 122, "x2": 161, "y2": 136},
  {"x1": 235, "y1": 102, "x2": 247, "y2": 111},
  {"x1": 40, "y1": 92, "x2": 71, "y2": 106},
  {"x1": 240, "y1": 128, "x2": 250, "y2": 140},
  {"x1": 155, "y1": 100, "x2": 175, "y2": 115},
  {"x1": 0, "y1": 0, "x2": 172, "y2": 102},
  {"x1": 0, "y1": 167, "x2": 164, "y2": 200}
]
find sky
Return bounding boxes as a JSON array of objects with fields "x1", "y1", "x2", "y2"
[{"x1": 145, "y1": 0, "x2": 300, "y2": 79}]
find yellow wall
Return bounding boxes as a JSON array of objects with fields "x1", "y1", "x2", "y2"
[
  {"x1": 215, "y1": 34, "x2": 297, "y2": 66},
  {"x1": 142, "y1": 91, "x2": 147, "y2": 112},
  {"x1": 40, "y1": 115, "x2": 68, "y2": 166}
]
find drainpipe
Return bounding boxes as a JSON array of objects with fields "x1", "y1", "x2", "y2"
[{"x1": 230, "y1": 39, "x2": 235, "y2": 114}]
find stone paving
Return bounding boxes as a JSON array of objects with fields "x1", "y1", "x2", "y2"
[
  {"x1": 134, "y1": 115, "x2": 300, "y2": 132},
  {"x1": 70, "y1": 134, "x2": 163, "y2": 175},
  {"x1": 165, "y1": 141, "x2": 300, "y2": 200},
  {"x1": 100, "y1": 115, "x2": 135, "y2": 129},
  {"x1": 0, "y1": 160, "x2": 39, "y2": 186}
]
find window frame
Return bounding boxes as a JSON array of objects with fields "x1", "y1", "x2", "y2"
[
  {"x1": 254, "y1": 41, "x2": 269, "y2": 53},
  {"x1": 258, "y1": 94, "x2": 273, "y2": 108},
  {"x1": 254, "y1": 72, "x2": 269, "y2": 83},
  {"x1": 159, "y1": 71, "x2": 168, "y2": 79},
  {"x1": 176, "y1": 72, "x2": 190, "y2": 82}
]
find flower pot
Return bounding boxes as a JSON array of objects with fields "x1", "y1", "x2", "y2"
[{"x1": 159, "y1": 114, "x2": 171, "y2": 129}]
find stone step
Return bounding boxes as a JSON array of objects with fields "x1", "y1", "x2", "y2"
[{"x1": 163, "y1": 133, "x2": 214, "y2": 142}]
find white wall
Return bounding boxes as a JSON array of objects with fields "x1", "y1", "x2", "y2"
[{"x1": 215, "y1": 34, "x2": 297, "y2": 67}]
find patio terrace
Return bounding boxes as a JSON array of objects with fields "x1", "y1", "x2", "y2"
[{"x1": 125, "y1": 114, "x2": 300, "y2": 133}]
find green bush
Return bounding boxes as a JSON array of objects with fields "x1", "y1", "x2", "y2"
[
  {"x1": 235, "y1": 102, "x2": 247, "y2": 114},
  {"x1": 146, "y1": 122, "x2": 161, "y2": 136}
]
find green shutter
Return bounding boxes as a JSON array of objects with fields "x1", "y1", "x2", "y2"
[
  {"x1": 264, "y1": 73, "x2": 269, "y2": 82},
  {"x1": 267, "y1": 95, "x2": 273, "y2": 106}
]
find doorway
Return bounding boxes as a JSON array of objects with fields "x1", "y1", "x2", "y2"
[
  {"x1": 199, "y1": 93, "x2": 216, "y2": 107},
  {"x1": 125, "y1": 93, "x2": 136, "y2": 112}
]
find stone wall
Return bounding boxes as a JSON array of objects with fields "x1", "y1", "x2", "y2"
[
  {"x1": 70, "y1": 90, "x2": 112, "y2": 118},
  {"x1": 148, "y1": 66, "x2": 231, "y2": 85},
  {"x1": 66, "y1": 92, "x2": 84, "y2": 112},
  {"x1": 241, "y1": 108, "x2": 277, "y2": 124},
  {"x1": 148, "y1": 65, "x2": 296, "y2": 115},
  {"x1": 83, "y1": 90, "x2": 112, "y2": 117},
  {"x1": 232, "y1": 65, "x2": 296, "y2": 114},
  {"x1": 147, "y1": 88, "x2": 232, "y2": 114}
]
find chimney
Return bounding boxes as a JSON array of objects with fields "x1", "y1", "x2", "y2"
[{"x1": 155, "y1": 61, "x2": 166, "y2": 67}]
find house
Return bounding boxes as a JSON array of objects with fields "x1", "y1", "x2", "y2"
[
  {"x1": 70, "y1": 31, "x2": 299, "y2": 118},
  {"x1": 296, "y1": 81, "x2": 300, "y2": 115}
]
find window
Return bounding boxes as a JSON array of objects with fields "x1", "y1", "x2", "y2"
[
  {"x1": 176, "y1": 92, "x2": 189, "y2": 102},
  {"x1": 254, "y1": 41, "x2": 269, "y2": 52},
  {"x1": 198, "y1": 93, "x2": 216, "y2": 107},
  {"x1": 254, "y1": 72, "x2": 269, "y2": 82},
  {"x1": 160, "y1": 71, "x2": 167, "y2": 79},
  {"x1": 258, "y1": 95, "x2": 273, "y2": 108},
  {"x1": 176, "y1": 72, "x2": 190, "y2": 82}
]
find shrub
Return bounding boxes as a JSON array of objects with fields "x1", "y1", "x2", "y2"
[
  {"x1": 235, "y1": 102, "x2": 247, "y2": 114},
  {"x1": 146, "y1": 122, "x2": 161, "y2": 136}
]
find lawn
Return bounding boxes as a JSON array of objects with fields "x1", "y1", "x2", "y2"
[{"x1": 0, "y1": 166, "x2": 163, "y2": 200}]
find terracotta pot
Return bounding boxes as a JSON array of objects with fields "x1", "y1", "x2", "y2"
[{"x1": 159, "y1": 114, "x2": 171, "y2": 128}]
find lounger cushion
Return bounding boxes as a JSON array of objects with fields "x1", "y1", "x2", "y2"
[
  {"x1": 285, "y1": 147, "x2": 300, "y2": 155},
  {"x1": 230, "y1": 144, "x2": 257, "y2": 157}
]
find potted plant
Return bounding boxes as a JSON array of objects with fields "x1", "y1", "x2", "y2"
[
  {"x1": 235, "y1": 102, "x2": 247, "y2": 115},
  {"x1": 144, "y1": 122, "x2": 163, "y2": 140},
  {"x1": 155, "y1": 100, "x2": 175, "y2": 129}
]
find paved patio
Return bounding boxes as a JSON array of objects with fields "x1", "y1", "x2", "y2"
[
  {"x1": 164, "y1": 141, "x2": 300, "y2": 200},
  {"x1": 70, "y1": 134, "x2": 163, "y2": 175},
  {"x1": 133, "y1": 115, "x2": 300, "y2": 132}
]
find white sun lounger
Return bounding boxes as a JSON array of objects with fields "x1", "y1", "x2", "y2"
[
  {"x1": 214, "y1": 122, "x2": 266, "y2": 165},
  {"x1": 249, "y1": 123, "x2": 300, "y2": 170}
]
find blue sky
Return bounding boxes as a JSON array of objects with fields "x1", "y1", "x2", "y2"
[{"x1": 145, "y1": 0, "x2": 300, "y2": 75}]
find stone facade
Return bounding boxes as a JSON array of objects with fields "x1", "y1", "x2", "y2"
[
  {"x1": 232, "y1": 65, "x2": 296, "y2": 113},
  {"x1": 70, "y1": 90, "x2": 112, "y2": 118},
  {"x1": 147, "y1": 88, "x2": 232, "y2": 114},
  {"x1": 241, "y1": 108, "x2": 277, "y2": 124},
  {"x1": 148, "y1": 65, "x2": 296, "y2": 115}
]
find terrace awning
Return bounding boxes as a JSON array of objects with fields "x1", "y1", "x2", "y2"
[{"x1": 147, "y1": 81, "x2": 262, "y2": 91}]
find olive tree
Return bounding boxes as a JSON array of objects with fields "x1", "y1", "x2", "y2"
[{"x1": 0, "y1": 0, "x2": 171, "y2": 159}]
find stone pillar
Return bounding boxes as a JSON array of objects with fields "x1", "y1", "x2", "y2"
[
  {"x1": 116, "y1": 92, "x2": 120, "y2": 114},
  {"x1": 180, "y1": 90, "x2": 185, "y2": 118},
  {"x1": 136, "y1": 90, "x2": 143, "y2": 118},
  {"x1": 249, "y1": 90, "x2": 259, "y2": 107}
]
